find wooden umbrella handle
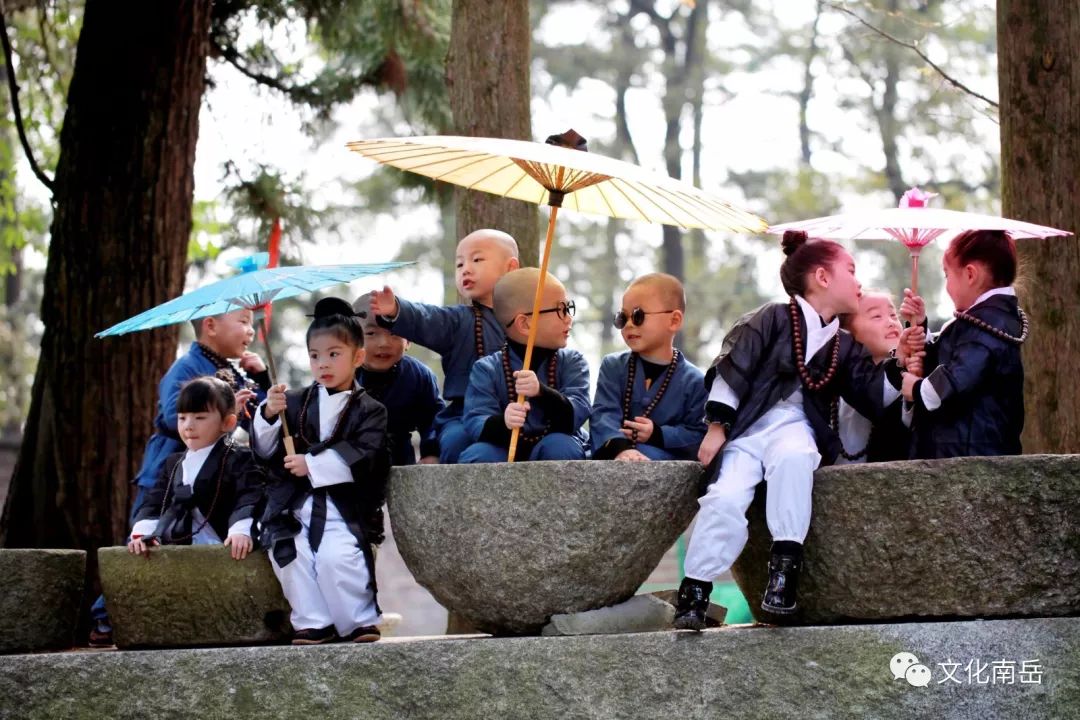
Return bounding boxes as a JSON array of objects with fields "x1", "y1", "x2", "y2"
[
  {"x1": 508, "y1": 204, "x2": 561, "y2": 462},
  {"x1": 260, "y1": 314, "x2": 297, "y2": 456}
]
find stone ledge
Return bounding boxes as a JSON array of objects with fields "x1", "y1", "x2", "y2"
[
  {"x1": 0, "y1": 549, "x2": 85, "y2": 654},
  {"x1": 732, "y1": 454, "x2": 1080, "y2": 624},
  {"x1": 97, "y1": 545, "x2": 291, "y2": 648},
  {"x1": 0, "y1": 617, "x2": 1076, "y2": 719}
]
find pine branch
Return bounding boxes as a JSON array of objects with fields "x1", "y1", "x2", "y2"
[
  {"x1": 0, "y1": 9, "x2": 54, "y2": 193},
  {"x1": 826, "y1": 1, "x2": 998, "y2": 109}
]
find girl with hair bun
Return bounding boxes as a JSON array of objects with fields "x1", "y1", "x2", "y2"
[
  {"x1": 673, "y1": 231, "x2": 910, "y2": 628},
  {"x1": 898, "y1": 228, "x2": 1026, "y2": 457},
  {"x1": 252, "y1": 297, "x2": 391, "y2": 645}
]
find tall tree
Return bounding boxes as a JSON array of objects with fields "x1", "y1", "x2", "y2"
[
  {"x1": 447, "y1": 0, "x2": 539, "y2": 266},
  {"x1": 1, "y1": 0, "x2": 454, "y2": 549},
  {"x1": 998, "y1": 0, "x2": 1080, "y2": 453},
  {"x1": 2, "y1": 0, "x2": 212, "y2": 547}
]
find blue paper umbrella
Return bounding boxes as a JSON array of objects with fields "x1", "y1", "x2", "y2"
[
  {"x1": 96, "y1": 256, "x2": 412, "y2": 454},
  {"x1": 96, "y1": 256, "x2": 413, "y2": 337}
]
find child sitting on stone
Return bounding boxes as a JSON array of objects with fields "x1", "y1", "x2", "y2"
[
  {"x1": 898, "y1": 229, "x2": 1026, "y2": 458},
  {"x1": 368, "y1": 229, "x2": 519, "y2": 463},
  {"x1": 352, "y1": 296, "x2": 444, "y2": 466},
  {"x1": 835, "y1": 290, "x2": 917, "y2": 463},
  {"x1": 128, "y1": 376, "x2": 264, "y2": 559},
  {"x1": 459, "y1": 268, "x2": 591, "y2": 463},
  {"x1": 591, "y1": 273, "x2": 708, "y2": 461}
]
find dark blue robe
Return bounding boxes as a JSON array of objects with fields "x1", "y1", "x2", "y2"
[
  {"x1": 911, "y1": 293, "x2": 1024, "y2": 458},
  {"x1": 376, "y1": 299, "x2": 503, "y2": 427},
  {"x1": 590, "y1": 351, "x2": 708, "y2": 461},
  {"x1": 462, "y1": 343, "x2": 591, "y2": 454},
  {"x1": 356, "y1": 354, "x2": 445, "y2": 466},
  {"x1": 134, "y1": 343, "x2": 268, "y2": 490}
]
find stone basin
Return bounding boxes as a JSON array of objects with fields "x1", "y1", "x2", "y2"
[
  {"x1": 732, "y1": 454, "x2": 1080, "y2": 624},
  {"x1": 388, "y1": 460, "x2": 702, "y2": 634}
]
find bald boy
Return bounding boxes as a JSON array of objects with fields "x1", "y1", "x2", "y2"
[
  {"x1": 591, "y1": 273, "x2": 708, "y2": 461},
  {"x1": 368, "y1": 229, "x2": 520, "y2": 463},
  {"x1": 459, "y1": 268, "x2": 591, "y2": 463}
]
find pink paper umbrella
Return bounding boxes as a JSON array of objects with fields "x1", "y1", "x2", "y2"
[{"x1": 768, "y1": 187, "x2": 1073, "y2": 294}]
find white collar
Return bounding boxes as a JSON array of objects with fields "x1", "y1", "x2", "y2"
[
  {"x1": 794, "y1": 294, "x2": 840, "y2": 363},
  {"x1": 318, "y1": 381, "x2": 358, "y2": 401},
  {"x1": 184, "y1": 441, "x2": 218, "y2": 464},
  {"x1": 969, "y1": 286, "x2": 1016, "y2": 311}
]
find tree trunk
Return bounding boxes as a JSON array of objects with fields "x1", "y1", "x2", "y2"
[
  {"x1": 1, "y1": 0, "x2": 212, "y2": 548},
  {"x1": 998, "y1": 0, "x2": 1080, "y2": 453},
  {"x1": 446, "y1": 0, "x2": 538, "y2": 266}
]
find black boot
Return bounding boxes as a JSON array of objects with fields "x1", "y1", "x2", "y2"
[
  {"x1": 673, "y1": 577, "x2": 712, "y2": 631},
  {"x1": 760, "y1": 541, "x2": 803, "y2": 616}
]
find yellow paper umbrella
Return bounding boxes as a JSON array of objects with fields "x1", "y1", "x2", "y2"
[{"x1": 348, "y1": 131, "x2": 768, "y2": 461}]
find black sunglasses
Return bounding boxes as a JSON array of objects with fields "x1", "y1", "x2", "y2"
[
  {"x1": 505, "y1": 300, "x2": 576, "y2": 328},
  {"x1": 613, "y1": 307, "x2": 676, "y2": 329}
]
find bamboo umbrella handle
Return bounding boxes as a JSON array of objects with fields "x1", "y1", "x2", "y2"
[
  {"x1": 260, "y1": 314, "x2": 297, "y2": 456},
  {"x1": 910, "y1": 250, "x2": 920, "y2": 296},
  {"x1": 508, "y1": 204, "x2": 561, "y2": 462}
]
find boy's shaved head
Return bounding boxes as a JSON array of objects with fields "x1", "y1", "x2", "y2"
[
  {"x1": 627, "y1": 273, "x2": 686, "y2": 311},
  {"x1": 493, "y1": 267, "x2": 564, "y2": 327},
  {"x1": 458, "y1": 228, "x2": 519, "y2": 259}
]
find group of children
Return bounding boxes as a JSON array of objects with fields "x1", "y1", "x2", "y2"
[{"x1": 103, "y1": 223, "x2": 1027, "y2": 644}]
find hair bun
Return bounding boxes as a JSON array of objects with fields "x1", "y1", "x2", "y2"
[
  {"x1": 312, "y1": 297, "x2": 357, "y2": 319},
  {"x1": 781, "y1": 230, "x2": 809, "y2": 257}
]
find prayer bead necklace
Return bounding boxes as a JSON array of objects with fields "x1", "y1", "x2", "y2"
[
  {"x1": 154, "y1": 441, "x2": 231, "y2": 543},
  {"x1": 788, "y1": 296, "x2": 840, "y2": 392},
  {"x1": 501, "y1": 343, "x2": 558, "y2": 451},
  {"x1": 953, "y1": 306, "x2": 1029, "y2": 345},
  {"x1": 296, "y1": 383, "x2": 362, "y2": 450},
  {"x1": 473, "y1": 304, "x2": 486, "y2": 358},
  {"x1": 621, "y1": 350, "x2": 680, "y2": 446}
]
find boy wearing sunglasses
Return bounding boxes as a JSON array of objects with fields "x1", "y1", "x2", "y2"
[
  {"x1": 459, "y1": 268, "x2": 591, "y2": 463},
  {"x1": 591, "y1": 273, "x2": 708, "y2": 461}
]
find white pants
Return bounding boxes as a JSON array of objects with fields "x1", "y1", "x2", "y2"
[
  {"x1": 270, "y1": 494, "x2": 380, "y2": 635},
  {"x1": 684, "y1": 401, "x2": 821, "y2": 582}
]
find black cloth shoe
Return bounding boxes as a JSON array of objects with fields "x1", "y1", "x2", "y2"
[
  {"x1": 761, "y1": 541, "x2": 803, "y2": 616},
  {"x1": 291, "y1": 626, "x2": 339, "y2": 645},
  {"x1": 673, "y1": 577, "x2": 712, "y2": 631},
  {"x1": 343, "y1": 625, "x2": 381, "y2": 643}
]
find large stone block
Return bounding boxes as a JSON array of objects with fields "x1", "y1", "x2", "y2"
[
  {"x1": 0, "y1": 549, "x2": 85, "y2": 654},
  {"x1": 1, "y1": 617, "x2": 1077, "y2": 719},
  {"x1": 388, "y1": 460, "x2": 702, "y2": 634},
  {"x1": 732, "y1": 454, "x2": 1080, "y2": 624},
  {"x1": 97, "y1": 545, "x2": 291, "y2": 648}
]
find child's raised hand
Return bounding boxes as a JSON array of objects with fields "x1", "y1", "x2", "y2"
[
  {"x1": 616, "y1": 448, "x2": 650, "y2": 462},
  {"x1": 283, "y1": 453, "x2": 309, "y2": 477},
  {"x1": 224, "y1": 534, "x2": 253, "y2": 560},
  {"x1": 369, "y1": 286, "x2": 398, "y2": 317},
  {"x1": 900, "y1": 289, "x2": 926, "y2": 326},
  {"x1": 263, "y1": 384, "x2": 288, "y2": 419},
  {"x1": 906, "y1": 352, "x2": 926, "y2": 378},
  {"x1": 127, "y1": 535, "x2": 158, "y2": 558},
  {"x1": 234, "y1": 388, "x2": 256, "y2": 417},
  {"x1": 621, "y1": 416, "x2": 655, "y2": 443},
  {"x1": 698, "y1": 423, "x2": 727, "y2": 466},
  {"x1": 239, "y1": 351, "x2": 267, "y2": 374},
  {"x1": 504, "y1": 401, "x2": 530, "y2": 429},
  {"x1": 513, "y1": 370, "x2": 541, "y2": 398}
]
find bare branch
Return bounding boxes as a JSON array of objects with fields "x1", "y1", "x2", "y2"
[
  {"x1": 0, "y1": 9, "x2": 54, "y2": 193},
  {"x1": 825, "y1": 1, "x2": 998, "y2": 109}
]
